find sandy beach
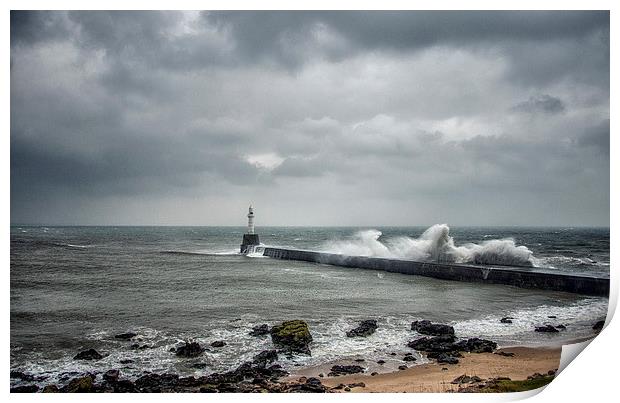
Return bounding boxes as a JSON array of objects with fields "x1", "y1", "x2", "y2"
[{"x1": 292, "y1": 346, "x2": 561, "y2": 393}]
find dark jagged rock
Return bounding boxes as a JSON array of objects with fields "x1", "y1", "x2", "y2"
[
  {"x1": 210, "y1": 340, "x2": 226, "y2": 348},
  {"x1": 495, "y1": 351, "x2": 515, "y2": 357},
  {"x1": 10, "y1": 370, "x2": 35, "y2": 381},
  {"x1": 253, "y1": 350, "x2": 278, "y2": 366},
  {"x1": 398, "y1": 365, "x2": 407, "y2": 370},
  {"x1": 270, "y1": 320, "x2": 313, "y2": 355},
  {"x1": 454, "y1": 338, "x2": 497, "y2": 353},
  {"x1": 371, "y1": 372, "x2": 378, "y2": 376},
  {"x1": 11, "y1": 385, "x2": 39, "y2": 393},
  {"x1": 175, "y1": 341, "x2": 204, "y2": 357},
  {"x1": 113, "y1": 379, "x2": 139, "y2": 393},
  {"x1": 346, "y1": 319, "x2": 378, "y2": 337},
  {"x1": 434, "y1": 353, "x2": 459, "y2": 364},
  {"x1": 192, "y1": 363, "x2": 208, "y2": 369},
  {"x1": 249, "y1": 324, "x2": 271, "y2": 336},
  {"x1": 119, "y1": 359, "x2": 133, "y2": 364},
  {"x1": 103, "y1": 369, "x2": 120, "y2": 383},
  {"x1": 427, "y1": 351, "x2": 463, "y2": 360},
  {"x1": 547, "y1": 315, "x2": 557, "y2": 319},
  {"x1": 556, "y1": 324, "x2": 566, "y2": 330},
  {"x1": 376, "y1": 360, "x2": 385, "y2": 365},
  {"x1": 535, "y1": 325, "x2": 559, "y2": 333},
  {"x1": 42, "y1": 385, "x2": 60, "y2": 393},
  {"x1": 407, "y1": 334, "x2": 457, "y2": 352},
  {"x1": 135, "y1": 373, "x2": 180, "y2": 392},
  {"x1": 500, "y1": 317, "x2": 514, "y2": 324},
  {"x1": 61, "y1": 375, "x2": 96, "y2": 392},
  {"x1": 354, "y1": 358, "x2": 365, "y2": 362},
  {"x1": 593, "y1": 320, "x2": 605, "y2": 331},
  {"x1": 73, "y1": 348, "x2": 103, "y2": 360},
  {"x1": 328, "y1": 365, "x2": 365, "y2": 377},
  {"x1": 411, "y1": 320, "x2": 455, "y2": 336},
  {"x1": 285, "y1": 377, "x2": 329, "y2": 393},
  {"x1": 451, "y1": 374, "x2": 483, "y2": 384},
  {"x1": 114, "y1": 332, "x2": 137, "y2": 340},
  {"x1": 403, "y1": 355, "x2": 417, "y2": 362}
]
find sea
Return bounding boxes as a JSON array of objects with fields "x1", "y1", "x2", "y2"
[{"x1": 10, "y1": 225, "x2": 610, "y2": 388}]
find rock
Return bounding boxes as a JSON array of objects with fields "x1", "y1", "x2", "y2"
[
  {"x1": 328, "y1": 365, "x2": 365, "y2": 377},
  {"x1": 135, "y1": 373, "x2": 179, "y2": 392},
  {"x1": 10, "y1": 370, "x2": 34, "y2": 381},
  {"x1": 250, "y1": 324, "x2": 271, "y2": 336},
  {"x1": 270, "y1": 320, "x2": 313, "y2": 355},
  {"x1": 427, "y1": 351, "x2": 462, "y2": 360},
  {"x1": 252, "y1": 350, "x2": 278, "y2": 366},
  {"x1": 547, "y1": 315, "x2": 557, "y2": 319},
  {"x1": 175, "y1": 341, "x2": 205, "y2": 357},
  {"x1": 73, "y1": 348, "x2": 103, "y2": 360},
  {"x1": 411, "y1": 320, "x2": 455, "y2": 336},
  {"x1": 103, "y1": 369, "x2": 120, "y2": 383},
  {"x1": 494, "y1": 351, "x2": 515, "y2": 357},
  {"x1": 11, "y1": 385, "x2": 39, "y2": 393},
  {"x1": 210, "y1": 340, "x2": 226, "y2": 348},
  {"x1": 403, "y1": 355, "x2": 417, "y2": 362},
  {"x1": 346, "y1": 319, "x2": 378, "y2": 337},
  {"x1": 500, "y1": 317, "x2": 514, "y2": 324},
  {"x1": 319, "y1": 373, "x2": 324, "y2": 378},
  {"x1": 348, "y1": 382, "x2": 365, "y2": 388},
  {"x1": 113, "y1": 379, "x2": 139, "y2": 393},
  {"x1": 452, "y1": 375, "x2": 473, "y2": 384},
  {"x1": 371, "y1": 372, "x2": 378, "y2": 376},
  {"x1": 377, "y1": 360, "x2": 385, "y2": 365},
  {"x1": 593, "y1": 320, "x2": 605, "y2": 331},
  {"x1": 114, "y1": 332, "x2": 137, "y2": 340},
  {"x1": 434, "y1": 353, "x2": 459, "y2": 364},
  {"x1": 389, "y1": 352, "x2": 397, "y2": 356},
  {"x1": 454, "y1": 338, "x2": 497, "y2": 353},
  {"x1": 398, "y1": 365, "x2": 407, "y2": 370},
  {"x1": 556, "y1": 324, "x2": 566, "y2": 330},
  {"x1": 119, "y1": 359, "x2": 134, "y2": 364},
  {"x1": 192, "y1": 363, "x2": 208, "y2": 369},
  {"x1": 61, "y1": 375, "x2": 95, "y2": 392},
  {"x1": 344, "y1": 387, "x2": 351, "y2": 392},
  {"x1": 407, "y1": 334, "x2": 457, "y2": 352},
  {"x1": 42, "y1": 384, "x2": 60, "y2": 393},
  {"x1": 354, "y1": 358, "x2": 365, "y2": 362},
  {"x1": 535, "y1": 325, "x2": 559, "y2": 333}
]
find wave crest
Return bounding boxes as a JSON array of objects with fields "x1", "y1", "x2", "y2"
[{"x1": 323, "y1": 224, "x2": 534, "y2": 267}]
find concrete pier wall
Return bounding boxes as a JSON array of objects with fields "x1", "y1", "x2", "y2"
[{"x1": 262, "y1": 247, "x2": 609, "y2": 297}]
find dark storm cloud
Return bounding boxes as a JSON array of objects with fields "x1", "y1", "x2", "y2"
[
  {"x1": 512, "y1": 95, "x2": 566, "y2": 115},
  {"x1": 10, "y1": 11, "x2": 609, "y2": 226}
]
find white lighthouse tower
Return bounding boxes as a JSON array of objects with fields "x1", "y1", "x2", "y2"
[
  {"x1": 240, "y1": 204, "x2": 260, "y2": 253},
  {"x1": 247, "y1": 204, "x2": 255, "y2": 234}
]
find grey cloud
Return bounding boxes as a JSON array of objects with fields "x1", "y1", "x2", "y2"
[
  {"x1": 10, "y1": 11, "x2": 609, "y2": 226},
  {"x1": 511, "y1": 94, "x2": 566, "y2": 115}
]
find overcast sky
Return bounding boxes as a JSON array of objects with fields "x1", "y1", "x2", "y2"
[{"x1": 10, "y1": 11, "x2": 609, "y2": 226}]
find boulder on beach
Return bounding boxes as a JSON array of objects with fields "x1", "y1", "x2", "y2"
[
  {"x1": 534, "y1": 325, "x2": 559, "y2": 333},
  {"x1": 103, "y1": 369, "x2": 120, "y2": 383},
  {"x1": 73, "y1": 348, "x2": 103, "y2": 360},
  {"x1": 270, "y1": 320, "x2": 313, "y2": 355},
  {"x1": 328, "y1": 365, "x2": 365, "y2": 377},
  {"x1": 407, "y1": 334, "x2": 457, "y2": 352},
  {"x1": 10, "y1": 385, "x2": 39, "y2": 393},
  {"x1": 210, "y1": 340, "x2": 226, "y2": 348},
  {"x1": 593, "y1": 320, "x2": 605, "y2": 331},
  {"x1": 434, "y1": 353, "x2": 459, "y2": 364},
  {"x1": 174, "y1": 341, "x2": 205, "y2": 357},
  {"x1": 250, "y1": 324, "x2": 271, "y2": 336},
  {"x1": 346, "y1": 319, "x2": 378, "y2": 337},
  {"x1": 61, "y1": 375, "x2": 95, "y2": 392},
  {"x1": 253, "y1": 350, "x2": 278, "y2": 366},
  {"x1": 411, "y1": 320, "x2": 455, "y2": 336},
  {"x1": 454, "y1": 338, "x2": 497, "y2": 353},
  {"x1": 500, "y1": 317, "x2": 514, "y2": 324}
]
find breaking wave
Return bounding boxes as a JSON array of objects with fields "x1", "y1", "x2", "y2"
[{"x1": 322, "y1": 224, "x2": 534, "y2": 267}]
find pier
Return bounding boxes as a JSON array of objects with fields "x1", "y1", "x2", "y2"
[{"x1": 262, "y1": 247, "x2": 609, "y2": 297}]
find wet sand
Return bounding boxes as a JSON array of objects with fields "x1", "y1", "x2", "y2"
[{"x1": 292, "y1": 346, "x2": 561, "y2": 393}]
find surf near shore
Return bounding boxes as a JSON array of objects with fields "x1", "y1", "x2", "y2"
[{"x1": 10, "y1": 318, "x2": 605, "y2": 393}]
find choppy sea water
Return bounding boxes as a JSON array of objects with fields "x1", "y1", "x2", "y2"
[{"x1": 10, "y1": 226, "x2": 609, "y2": 388}]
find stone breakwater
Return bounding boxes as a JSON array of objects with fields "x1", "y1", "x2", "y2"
[{"x1": 262, "y1": 248, "x2": 609, "y2": 296}]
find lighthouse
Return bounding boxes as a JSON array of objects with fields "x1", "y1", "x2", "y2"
[{"x1": 240, "y1": 204, "x2": 260, "y2": 253}]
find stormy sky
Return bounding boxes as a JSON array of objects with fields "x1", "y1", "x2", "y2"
[{"x1": 10, "y1": 11, "x2": 609, "y2": 226}]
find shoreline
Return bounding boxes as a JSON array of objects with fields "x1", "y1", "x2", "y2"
[{"x1": 291, "y1": 346, "x2": 561, "y2": 393}]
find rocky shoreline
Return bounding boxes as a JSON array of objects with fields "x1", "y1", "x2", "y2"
[{"x1": 10, "y1": 318, "x2": 605, "y2": 393}]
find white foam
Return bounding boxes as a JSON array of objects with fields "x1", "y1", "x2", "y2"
[{"x1": 322, "y1": 224, "x2": 534, "y2": 267}]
